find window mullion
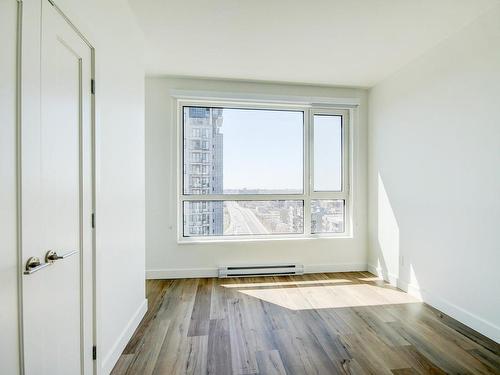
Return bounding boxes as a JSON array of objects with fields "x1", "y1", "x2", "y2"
[
  {"x1": 304, "y1": 108, "x2": 312, "y2": 234},
  {"x1": 181, "y1": 194, "x2": 307, "y2": 201},
  {"x1": 309, "y1": 191, "x2": 347, "y2": 200}
]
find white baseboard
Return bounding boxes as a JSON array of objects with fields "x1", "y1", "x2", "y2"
[
  {"x1": 395, "y1": 277, "x2": 422, "y2": 299},
  {"x1": 147, "y1": 267, "x2": 217, "y2": 279},
  {"x1": 304, "y1": 263, "x2": 367, "y2": 273},
  {"x1": 367, "y1": 264, "x2": 400, "y2": 286},
  {"x1": 419, "y1": 288, "x2": 500, "y2": 343},
  {"x1": 101, "y1": 299, "x2": 148, "y2": 375},
  {"x1": 367, "y1": 263, "x2": 382, "y2": 278},
  {"x1": 147, "y1": 263, "x2": 367, "y2": 279},
  {"x1": 367, "y1": 264, "x2": 499, "y2": 343}
]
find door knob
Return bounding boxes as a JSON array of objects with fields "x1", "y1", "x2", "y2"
[
  {"x1": 45, "y1": 250, "x2": 79, "y2": 263},
  {"x1": 24, "y1": 257, "x2": 51, "y2": 275}
]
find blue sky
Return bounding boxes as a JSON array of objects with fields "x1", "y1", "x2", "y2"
[
  {"x1": 222, "y1": 108, "x2": 303, "y2": 191},
  {"x1": 220, "y1": 108, "x2": 341, "y2": 192},
  {"x1": 313, "y1": 115, "x2": 342, "y2": 191}
]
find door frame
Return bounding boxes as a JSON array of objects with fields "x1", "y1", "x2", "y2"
[{"x1": 16, "y1": 0, "x2": 97, "y2": 373}]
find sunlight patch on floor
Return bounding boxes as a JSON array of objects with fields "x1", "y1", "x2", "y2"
[
  {"x1": 221, "y1": 279, "x2": 351, "y2": 288},
  {"x1": 235, "y1": 283, "x2": 420, "y2": 310},
  {"x1": 356, "y1": 276, "x2": 383, "y2": 282}
]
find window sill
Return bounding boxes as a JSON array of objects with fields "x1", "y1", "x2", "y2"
[{"x1": 177, "y1": 233, "x2": 353, "y2": 245}]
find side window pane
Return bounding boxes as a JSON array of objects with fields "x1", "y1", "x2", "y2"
[
  {"x1": 183, "y1": 107, "x2": 303, "y2": 195},
  {"x1": 313, "y1": 115, "x2": 342, "y2": 191},
  {"x1": 183, "y1": 200, "x2": 304, "y2": 236},
  {"x1": 311, "y1": 200, "x2": 345, "y2": 233}
]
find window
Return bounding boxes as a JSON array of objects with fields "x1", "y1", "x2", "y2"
[
  {"x1": 313, "y1": 115, "x2": 342, "y2": 191},
  {"x1": 183, "y1": 107, "x2": 303, "y2": 195},
  {"x1": 311, "y1": 200, "x2": 345, "y2": 233},
  {"x1": 179, "y1": 102, "x2": 350, "y2": 240},
  {"x1": 184, "y1": 200, "x2": 304, "y2": 236},
  {"x1": 191, "y1": 152, "x2": 201, "y2": 163},
  {"x1": 191, "y1": 165, "x2": 201, "y2": 174}
]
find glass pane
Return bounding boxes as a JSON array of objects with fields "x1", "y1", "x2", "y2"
[
  {"x1": 313, "y1": 115, "x2": 342, "y2": 191},
  {"x1": 183, "y1": 200, "x2": 304, "y2": 236},
  {"x1": 183, "y1": 107, "x2": 303, "y2": 195},
  {"x1": 311, "y1": 200, "x2": 345, "y2": 233}
]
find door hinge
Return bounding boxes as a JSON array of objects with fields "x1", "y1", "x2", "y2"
[
  {"x1": 91, "y1": 79, "x2": 95, "y2": 95},
  {"x1": 92, "y1": 345, "x2": 97, "y2": 360},
  {"x1": 91, "y1": 213, "x2": 95, "y2": 229}
]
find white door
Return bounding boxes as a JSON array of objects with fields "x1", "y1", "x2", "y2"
[{"x1": 21, "y1": 1, "x2": 93, "y2": 374}]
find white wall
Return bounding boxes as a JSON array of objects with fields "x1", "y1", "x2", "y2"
[
  {"x1": 0, "y1": 1, "x2": 20, "y2": 374},
  {"x1": 0, "y1": 1, "x2": 146, "y2": 374},
  {"x1": 146, "y1": 77, "x2": 368, "y2": 278},
  {"x1": 54, "y1": 1, "x2": 147, "y2": 372},
  {"x1": 368, "y1": 5, "x2": 500, "y2": 342}
]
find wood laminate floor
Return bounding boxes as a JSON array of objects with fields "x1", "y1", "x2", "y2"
[{"x1": 111, "y1": 272, "x2": 500, "y2": 375}]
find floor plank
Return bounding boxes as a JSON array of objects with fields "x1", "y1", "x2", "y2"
[
  {"x1": 255, "y1": 350, "x2": 287, "y2": 375},
  {"x1": 112, "y1": 272, "x2": 500, "y2": 375},
  {"x1": 207, "y1": 318, "x2": 232, "y2": 375},
  {"x1": 188, "y1": 278, "x2": 213, "y2": 337},
  {"x1": 125, "y1": 318, "x2": 170, "y2": 375}
]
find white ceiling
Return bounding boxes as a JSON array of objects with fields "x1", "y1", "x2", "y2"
[{"x1": 129, "y1": 0, "x2": 499, "y2": 87}]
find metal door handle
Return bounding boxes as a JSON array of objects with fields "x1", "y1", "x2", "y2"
[
  {"x1": 24, "y1": 257, "x2": 51, "y2": 275},
  {"x1": 45, "y1": 250, "x2": 78, "y2": 263}
]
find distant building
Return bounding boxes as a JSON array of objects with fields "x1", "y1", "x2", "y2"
[
  {"x1": 184, "y1": 107, "x2": 223, "y2": 236},
  {"x1": 311, "y1": 200, "x2": 344, "y2": 233}
]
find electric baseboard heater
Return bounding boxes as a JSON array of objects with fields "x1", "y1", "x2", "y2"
[{"x1": 218, "y1": 264, "x2": 304, "y2": 278}]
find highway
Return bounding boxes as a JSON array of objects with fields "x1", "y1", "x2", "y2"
[{"x1": 225, "y1": 201, "x2": 269, "y2": 235}]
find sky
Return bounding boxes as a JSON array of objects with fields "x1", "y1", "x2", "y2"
[
  {"x1": 221, "y1": 108, "x2": 303, "y2": 192},
  {"x1": 187, "y1": 107, "x2": 342, "y2": 192},
  {"x1": 313, "y1": 115, "x2": 342, "y2": 191}
]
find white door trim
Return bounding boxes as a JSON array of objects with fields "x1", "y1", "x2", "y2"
[{"x1": 16, "y1": 0, "x2": 97, "y2": 373}]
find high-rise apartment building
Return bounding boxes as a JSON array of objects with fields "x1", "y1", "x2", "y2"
[{"x1": 183, "y1": 107, "x2": 224, "y2": 236}]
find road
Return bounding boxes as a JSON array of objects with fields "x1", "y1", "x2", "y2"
[{"x1": 225, "y1": 201, "x2": 269, "y2": 235}]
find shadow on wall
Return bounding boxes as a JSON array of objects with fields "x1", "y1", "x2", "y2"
[
  {"x1": 372, "y1": 161, "x2": 499, "y2": 342},
  {"x1": 371, "y1": 173, "x2": 421, "y2": 297}
]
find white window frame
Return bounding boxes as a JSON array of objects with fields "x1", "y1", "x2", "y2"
[{"x1": 176, "y1": 96, "x2": 354, "y2": 243}]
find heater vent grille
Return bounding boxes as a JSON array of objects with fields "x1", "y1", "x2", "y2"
[{"x1": 218, "y1": 264, "x2": 304, "y2": 278}]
